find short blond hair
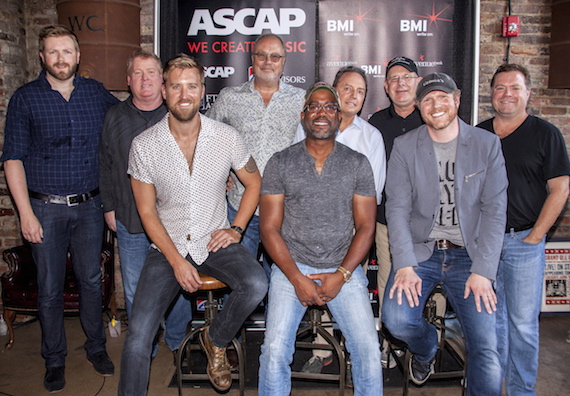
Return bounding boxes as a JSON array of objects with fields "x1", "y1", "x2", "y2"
[
  {"x1": 163, "y1": 53, "x2": 205, "y2": 85},
  {"x1": 39, "y1": 25, "x2": 79, "y2": 53}
]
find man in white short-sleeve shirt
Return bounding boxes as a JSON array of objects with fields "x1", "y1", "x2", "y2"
[{"x1": 118, "y1": 54, "x2": 268, "y2": 396}]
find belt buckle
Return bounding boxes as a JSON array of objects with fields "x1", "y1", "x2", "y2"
[
  {"x1": 66, "y1": 194, "x2": 80, "y2": 207},
  {"x1": 436, "y1": 240, "x2": 448, "y2": 250}
]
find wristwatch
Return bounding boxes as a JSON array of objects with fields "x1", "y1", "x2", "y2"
[
  {"x1": 230, "y1": 225, "x2": 244, "y2": 236},
  {"x1": 336, "y1": 266, "x2": 352, "y2": 283}
]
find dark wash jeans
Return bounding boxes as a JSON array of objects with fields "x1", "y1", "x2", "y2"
[
  {"x1": 118, "y1": 243, "x2": 268, "y2": 396},
  {"x1": 30, "y1": 196, "x2": 106, "y2": 368},
  {"x1": 382, "y1": 248, "x2": 502, "y2": 396}
]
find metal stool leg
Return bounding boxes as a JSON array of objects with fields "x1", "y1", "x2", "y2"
[
  {"x1": 176, "y1": 289, "x2": 246, "y2": 395},
  {"x1": 399, "y1": 297, "x2": 467, "y2": 396},
  {"x1": 291, "y1": 306, "x2": 346, "y2": 396}
]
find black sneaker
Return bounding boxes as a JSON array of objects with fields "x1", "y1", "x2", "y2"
[
  {"x1": 300, "y1": 355, "x2": 333, "y2": 374},
  {"x1": 87, "y1": 350, "x2": 115, "y2": 376},
  {"x1": 44, "y1": 366, "x2": 65, "y2": 393},
  {"x1": 409, "y1": 354, "x2": 434, "y2": 385}
]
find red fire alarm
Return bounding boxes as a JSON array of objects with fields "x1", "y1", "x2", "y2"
[{"x1": 502, "y1": 16, "x2": 520, "y2": 37}]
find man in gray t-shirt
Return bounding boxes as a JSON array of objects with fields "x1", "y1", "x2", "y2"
[{"x1": 258, "y1": 82, "x2": 382, "y2": 395}]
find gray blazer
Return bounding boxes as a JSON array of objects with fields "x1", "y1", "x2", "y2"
[{"x1": 386, "y1": 118, "x2": 508, "y2": 280}]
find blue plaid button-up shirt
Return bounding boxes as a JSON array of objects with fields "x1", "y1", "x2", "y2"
[{"x1": 1, "y1": 70, "x2": 119, "y2": 195}]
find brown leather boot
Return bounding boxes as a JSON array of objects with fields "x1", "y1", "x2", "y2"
[{"x1": 199, "y1": 326, "x2": 231, "y2": 391}]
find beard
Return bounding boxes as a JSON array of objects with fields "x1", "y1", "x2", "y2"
[
  {"x1": 426, "y1": 106, "x2": 459, "y2": 131},
  {"x1": 44, "y1": 62, "x2": 78, "y2": 81},
  {"x1": 169, "y1": 102, "x2": 199, "y2": 122},
  {"x1": 309, "y1": 128, "x2": 336, "y2": 140},
  {"x1": 304, "y1": 117, "x2": 338, "y2": 140}
]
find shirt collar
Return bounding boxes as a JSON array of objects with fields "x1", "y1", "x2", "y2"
[
  {"x1": 38, "y1": 69, "x2": 81, "y2": 90},
  {"x1": 350, "y1": 115, "x2": 364, "y2": 129},
  {"x1": 243, "y1": 77, "x2": 291, "y2": 95},
  {"x1": 387, "y1": 103, "x2": 422, "y2": 121}
]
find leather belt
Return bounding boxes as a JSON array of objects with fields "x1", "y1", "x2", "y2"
[
  {"x1": 29, "y1": 188, "x2": 100, "y2": 207},
  {"x1": 435, "y1": 240, "x2": 465, "y2": 250},
  {"x1": 508, "y1": 223, "x2": 535, "y2": 233}
]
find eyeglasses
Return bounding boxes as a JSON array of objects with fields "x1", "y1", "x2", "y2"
[
  {"x1": 304, "y1": 103, "x2": 339, "y2": 114},
  {"x1": 386, "y1": 74, "x2": 418, "y2": 84},
  {"x1": 253, "y1": 53, "x2": 285, "y2": 62}
]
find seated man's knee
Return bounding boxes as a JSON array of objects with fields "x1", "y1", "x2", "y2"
[
  {"x1": 261, "y1": 335, "x2": 293, "y2": 365},
  {"x1": 244, "y1": 268, "x2": 269, "y2": 302},
  {"x1": 382, "y1": 303, "x2": 423, "y2": 340}
]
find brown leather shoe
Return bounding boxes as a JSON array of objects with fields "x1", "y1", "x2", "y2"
[{"x1": 199, "y1": 327, "x2": 231, "y2": 391}]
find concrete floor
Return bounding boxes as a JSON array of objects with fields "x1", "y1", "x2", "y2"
[{"x1": 0, "y1": 314, "x2": 569, "y2": 395}]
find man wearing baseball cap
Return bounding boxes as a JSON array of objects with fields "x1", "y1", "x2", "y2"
[
  {"x1": 382, "y1": 73, "x2": 506, "y2": 395},
  {"x1": 258, "y1": 82, "x2": 382, "y2": 395},
  {"x1": 368, "y1": 57, "x2": 424, "y2": 355}
]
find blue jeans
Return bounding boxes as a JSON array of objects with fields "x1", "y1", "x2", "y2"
[
  {"x1": 496, "y1": 228, "x2": 545, "y2": 396},
  {"x1": 258, "y1": 263, "x2": 382, "y2": 396},
  {"x1": 382, "y1": 248, "x2": 502, "y2": 396},
  {"x1": 30, "y1": 196, "x2": 106, "y2": 368},
  {"x1": 119, "y1": 243, "x2": 267, "y2": 396},
  {"x1": 115, "y1": 220, "x2": 192, "y2": 351}
]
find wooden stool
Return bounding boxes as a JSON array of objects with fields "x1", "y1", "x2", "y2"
[
  {"x1": 175, "y1": 273, "x2": 246, "y2": 395},
  {"x1": 291, "y1": 305, "x2": 347, "y2": 395}
]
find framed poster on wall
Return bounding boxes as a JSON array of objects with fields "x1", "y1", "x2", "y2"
[{"x1": 543, "y1": 241, "x2": 570, "y2": 313}]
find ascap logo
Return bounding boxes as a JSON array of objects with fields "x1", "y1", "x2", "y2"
[
  {"x1": 187, "y1": 8, "x2": 306, "y2": 36},
  {"x1": 327, "y1": 20, "x2": 354, "y2": 32},
  {"x1": 400, "y1": 20, "x2": 428, "y2": 33},
  {"x1": 204, "y1": 66, "x2": 235, "y2": 79}
]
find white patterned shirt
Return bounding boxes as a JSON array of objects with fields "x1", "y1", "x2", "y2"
[
  {"x1": 294, "y1": 116, "x2": 386, "y2": 204},
  {"x1": 206, "y1": 79, "x2": 305, "y2": 213},
  {"x1": 128, "y1": 113, "x2": 251, "y2": 265}
]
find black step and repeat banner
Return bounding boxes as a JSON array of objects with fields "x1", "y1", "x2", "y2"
[
  {"x1": 161, "y1": 0, "x2": 475, "y2": 316},
  {"x1": 319, "y1": 0, "x2": 474, "y2": 121},
  {"x1": 162, "y1": 0, "x2": 474, "y2": 120},
  {"x1": 164, "y1": 0, "x2": 316, "y2": 112}
]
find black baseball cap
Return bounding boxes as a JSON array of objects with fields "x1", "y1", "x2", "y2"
[
  {"x1": 386, "y1": 56, "x2": 418, "y2": 75},
  {"x1": 416, "y1": 72, "x2": 458, "y2": 101}
]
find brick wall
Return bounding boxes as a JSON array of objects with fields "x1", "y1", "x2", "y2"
[
  {"x1": 0, "y1": 0, "x2": 569, "y2": 298},
  {"x1": 479, "y1": 0, "x2": 570, "y2": 236}
]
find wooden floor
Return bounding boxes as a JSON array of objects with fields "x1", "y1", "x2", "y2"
[{"x1": 0, "y1": 314, "x2": 569, "y2": 395}]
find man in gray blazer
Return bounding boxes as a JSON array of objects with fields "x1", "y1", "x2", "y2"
[{"x1": 382, "y1": 73, "x2": 507, "y2": 396}]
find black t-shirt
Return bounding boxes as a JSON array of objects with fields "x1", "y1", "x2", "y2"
[
  {"x1": 369, "y1": 104, "x2": 424, "y2": 224},
  {"x1": 477, "y1": 115, "x2": 570, "y2": 231}
]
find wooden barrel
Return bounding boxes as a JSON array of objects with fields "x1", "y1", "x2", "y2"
[{"x1": 57, "y1": 0, "x2": 141, "y2": 91}]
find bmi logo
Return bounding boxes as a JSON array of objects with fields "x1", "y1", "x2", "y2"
[
  {"x1": 361, "y1": 65, "x2": 381, "y2": 75},
  {"x1": 400, "y1": 20, "x2": 428, "y2": 32},
  {"x1": 327, "y1": 20, "x2": 354, "y2": 32},
  {"x1": 400, "y1": 4, "x2": 453, "y2": 36}
]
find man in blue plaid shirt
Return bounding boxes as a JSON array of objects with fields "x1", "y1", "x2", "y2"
[{"x1": 1, "y1": 25, "x2": 118, "y2": 393}]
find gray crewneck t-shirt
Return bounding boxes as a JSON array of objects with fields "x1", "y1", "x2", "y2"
[
  {"x1": 261, "y1": 141, "x2": 376, "y2": 268},
  {"x1": 429, "y1": 137, "x2": 465, "y2": 246}
]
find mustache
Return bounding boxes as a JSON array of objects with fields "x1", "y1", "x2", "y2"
[{"x1": 313, "y1": 116, "x2": 331, "y2": 124}]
